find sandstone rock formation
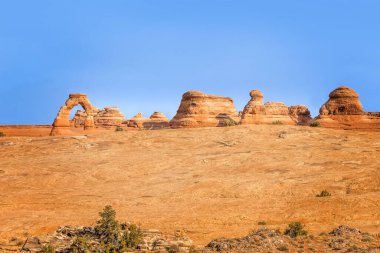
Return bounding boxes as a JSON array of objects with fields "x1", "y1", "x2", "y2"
[
  {"x1": 72, "y1": 107, "x2": 125, "y2": 128},
  {"x1": 51, "y1": 94, "x2": 126, "y2": 135},
  {"x1": 127, "y1": 112, "x2": 170, "y2": 129},
  {"x1": 51, "y1": 94, "x2": 96, "y2": 135},
  {"x1": 127, "y1": 113, "x2": 150, "y2": 128},
  {"x1": 316, "y1": 86, "x2": 380, "y2": 130},
  {"x1": 170, "y1": 91, "x2": 239, "y2": 128},
  {"x1": 94, "y1": 107, "x2": 125, "y2": 127},
  {"x1": 240, "y1": 90, "x2": 312, "y2": 125}
]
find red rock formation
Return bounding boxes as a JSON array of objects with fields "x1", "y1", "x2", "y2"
[
  {"x1": 94, "y1": 107, "x2": 125, "y2": 127},
  {"x1": 127, "y1": 112, "x2": 170, "y2": 129},
  {"x1": 147, "y1": 112, "x2": 170, "y2": 129},
  {"x1": 316, "y1": 86, "x2": 380, "y2": 130},
  {"x1": 127, "y1": 113, "x2": 150, "y2": 128},
  {"x1": 170, "y1": 91, "x2": 239, "y2": 128},
  {"x1": 240, "y1": 90, "x2": 312, "y2": 125},
  {"x1": 51, "y1": 94, "x2": 96, "y2": 135}
]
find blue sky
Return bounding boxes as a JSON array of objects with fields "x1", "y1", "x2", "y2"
[{"x1": 1, "y1": 0, "x2": 379, "y2": 124}]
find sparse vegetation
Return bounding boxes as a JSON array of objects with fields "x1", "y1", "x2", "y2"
[
  {"x1": 70, "y1": 236, "x2": 91, "y2": 253},
  {"x1": 39, "y1": 244, "x2": 55, "y2": 253},
  {"x1": 223, "y1": 119, "x2": 236, "y2": 127},
  {"x1": 0, "y1": 132, "x2": 6, "y2": 137},
  {"x1": 272, "y1": 120, "x2": 283, "y2": 125},
  {"x1": 95, "y1": 205, "x2": 120, "y2": 250},
  {"x1": 123, "y1": 223, "x2": 142, "y2": 248},
  {"x1": 115, "y1": 126, "x2": 124, "y2": 131},
  {"x1": 310, "y1": 122, "x2": 321, "y2": 127},
  {"x1": 188, "y1": 245, "x2": 200, "y2": 253},
  {"x1": 258, "y1": 221, "x2": 267, "y2": 225},
  {"x1": 316, "y1": 190, "x2": 331, "y2": 197},
  {"x1": 284, "y1": 222, "x2": 308, "y2": 238}
]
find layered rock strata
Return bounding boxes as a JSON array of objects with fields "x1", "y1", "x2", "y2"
[
  {"x1": 170, "y1": 91, "x2": 239, "y2": 128},
  {"x1": 127, "y1": 112, "x2": 170, "y2": 129},
  {"x1": 240, "y1": 90, "x2": 312, "y2": 125},
  {"x1": 316, "y1": 86, "x2": 380, "y2": 130},
  {"x1": 51, "y1": 94, "x2": 96, "y2": 135}
]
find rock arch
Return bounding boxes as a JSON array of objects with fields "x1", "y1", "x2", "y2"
[{"x1": 50, "y1": 94, "x2": 95, "y2": 135}]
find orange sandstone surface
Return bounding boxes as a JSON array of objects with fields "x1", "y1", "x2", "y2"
[{"x1": 0, "y1": 125, "x2": 380, "y2": 246}]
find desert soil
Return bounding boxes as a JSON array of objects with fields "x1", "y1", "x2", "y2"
[{"x1": 0, "y1": 125, "x2": 380, "y2": 246}]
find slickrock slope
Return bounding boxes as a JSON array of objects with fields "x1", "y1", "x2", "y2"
[
  {"x1": 316, "y1": 86, "x2": 380, "y2": 130},
  {"x1": 1, "y1": 125, "x2": 380, "y2": 247},
  {"x1": 240, "y1": 90, "x2": 312, "y2": 125},
  {"x1": 170, "y1": 91, "x2": 239, "y2": 128}
]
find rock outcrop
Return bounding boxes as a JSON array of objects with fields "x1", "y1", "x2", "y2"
[
  {"x1": 316, "y1": 86, "x2": 380, "y2": 130},
  {"x1": 94, "y1": 107, "x2": 125, "y2": 127},
  {"x1": 21, "y1": 226, "x2": 193, "y2": 253},
  {"x1": 72, "y1": 107, "x2": 125, "y2": 128},
  {"x1": 51, "y1": 94, "x2": 127, "y2": 135},
  {"x1": 51, "y1": 94, "x2": 96, "y2": 136},
  {"x1": 240, "y1": 90, "x2": 312, "y2": 125},
  {"x1": 170, "y1": 91, "x2": 239, "y2": 128},
  {"x1": 127, "y1": 112, "x2": 170, "y2": 129},
  {"x1": 127, "y1": 113, "x2": 150, "y2": 128}
]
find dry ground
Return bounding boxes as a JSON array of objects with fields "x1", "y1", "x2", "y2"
[{"x1": 0, "y1": 125, "x2": 380, "y2": 247}]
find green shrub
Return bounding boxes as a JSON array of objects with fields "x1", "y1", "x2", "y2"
[
  {"x1": 223, "y1": 119, "x2": 236, "y2": 127},
  {"x1": 124, "y1": 224, "x2": 142, "y2": 248},
  {"x1": 39, "y1": 244, "x2": 55, "y2": 253},
  {"x1": 258, "y1": 221, "x2": 267, "y2": 225},
  {"x1": 272, "y1": 120, "x2": 283, "y2": 125},
  {"x1": 310, "y1": 122, "x2": 321, "y2": 127},
  {"x1": 284, "y1": 222, "x2": 308, "y2": 238},
  {"x1": 95, "y1": 205, "x2": 120, "y2": 246},
  {"x1": 0, "y1": 132, "x2": 6, "y2": 137},
  {"x1": 316, "y1": 190, "x2": 331, "y2": 197},
  {"x1": 115, "y1": 126, "x2": 124, "y2": 132},
  {"x1": 70, "y1": 236, "x2": 91, "y2": 253}
]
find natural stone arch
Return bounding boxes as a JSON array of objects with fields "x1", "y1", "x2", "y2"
[{"x1": 50, "y1": 94, "x2": 95, "y2": 135}]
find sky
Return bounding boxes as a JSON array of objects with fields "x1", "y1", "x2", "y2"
[{"x1": 1, "y1": 0, "x2": 380, "y2": 124}]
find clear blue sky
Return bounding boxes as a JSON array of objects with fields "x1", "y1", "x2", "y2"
[{"x1": 1, "y1": 0, "x2": 379, "y2": 124}]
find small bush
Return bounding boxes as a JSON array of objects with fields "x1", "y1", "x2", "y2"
[
  {"x1": 284, "y1": 222, "x2": 308, "y2": 238},
  {"x1": 272, "y1": 120, "x2": 283, "y2": 125},
  {"x1": 115, "y1": 126, "x2": 124, "y2": 132},
  {"x1": 39, "y1": 244, "x2": 55, "y2": 253},
  {"x1": 124, "y1": 224, "x2": 142, "y2": 248},
  {"x1": 258, "y1": 221, "x2": 267, "y2": 225},
  {"x1": 223, "y1": 119, "x2": 236, "y2": 127},
  {"x1": 95, "y1": 205, "x2": 120, "y2": 246},
  {"x1": 316, "y1": 190, "x2": 331, "y2": 197},
  {"x1": 70, "y1": 236, "x2": 91, "y2": 253},
  {"x1": 310, "y1": 122, "x2": 321, "y2": 127},
  {"x1": 0, "y1": 132, "x2": 5, "y2": 137}
]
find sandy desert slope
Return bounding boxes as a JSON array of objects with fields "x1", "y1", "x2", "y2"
[{"x1": 0, "y1": 125, "x2": 380, "y2": 245}]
